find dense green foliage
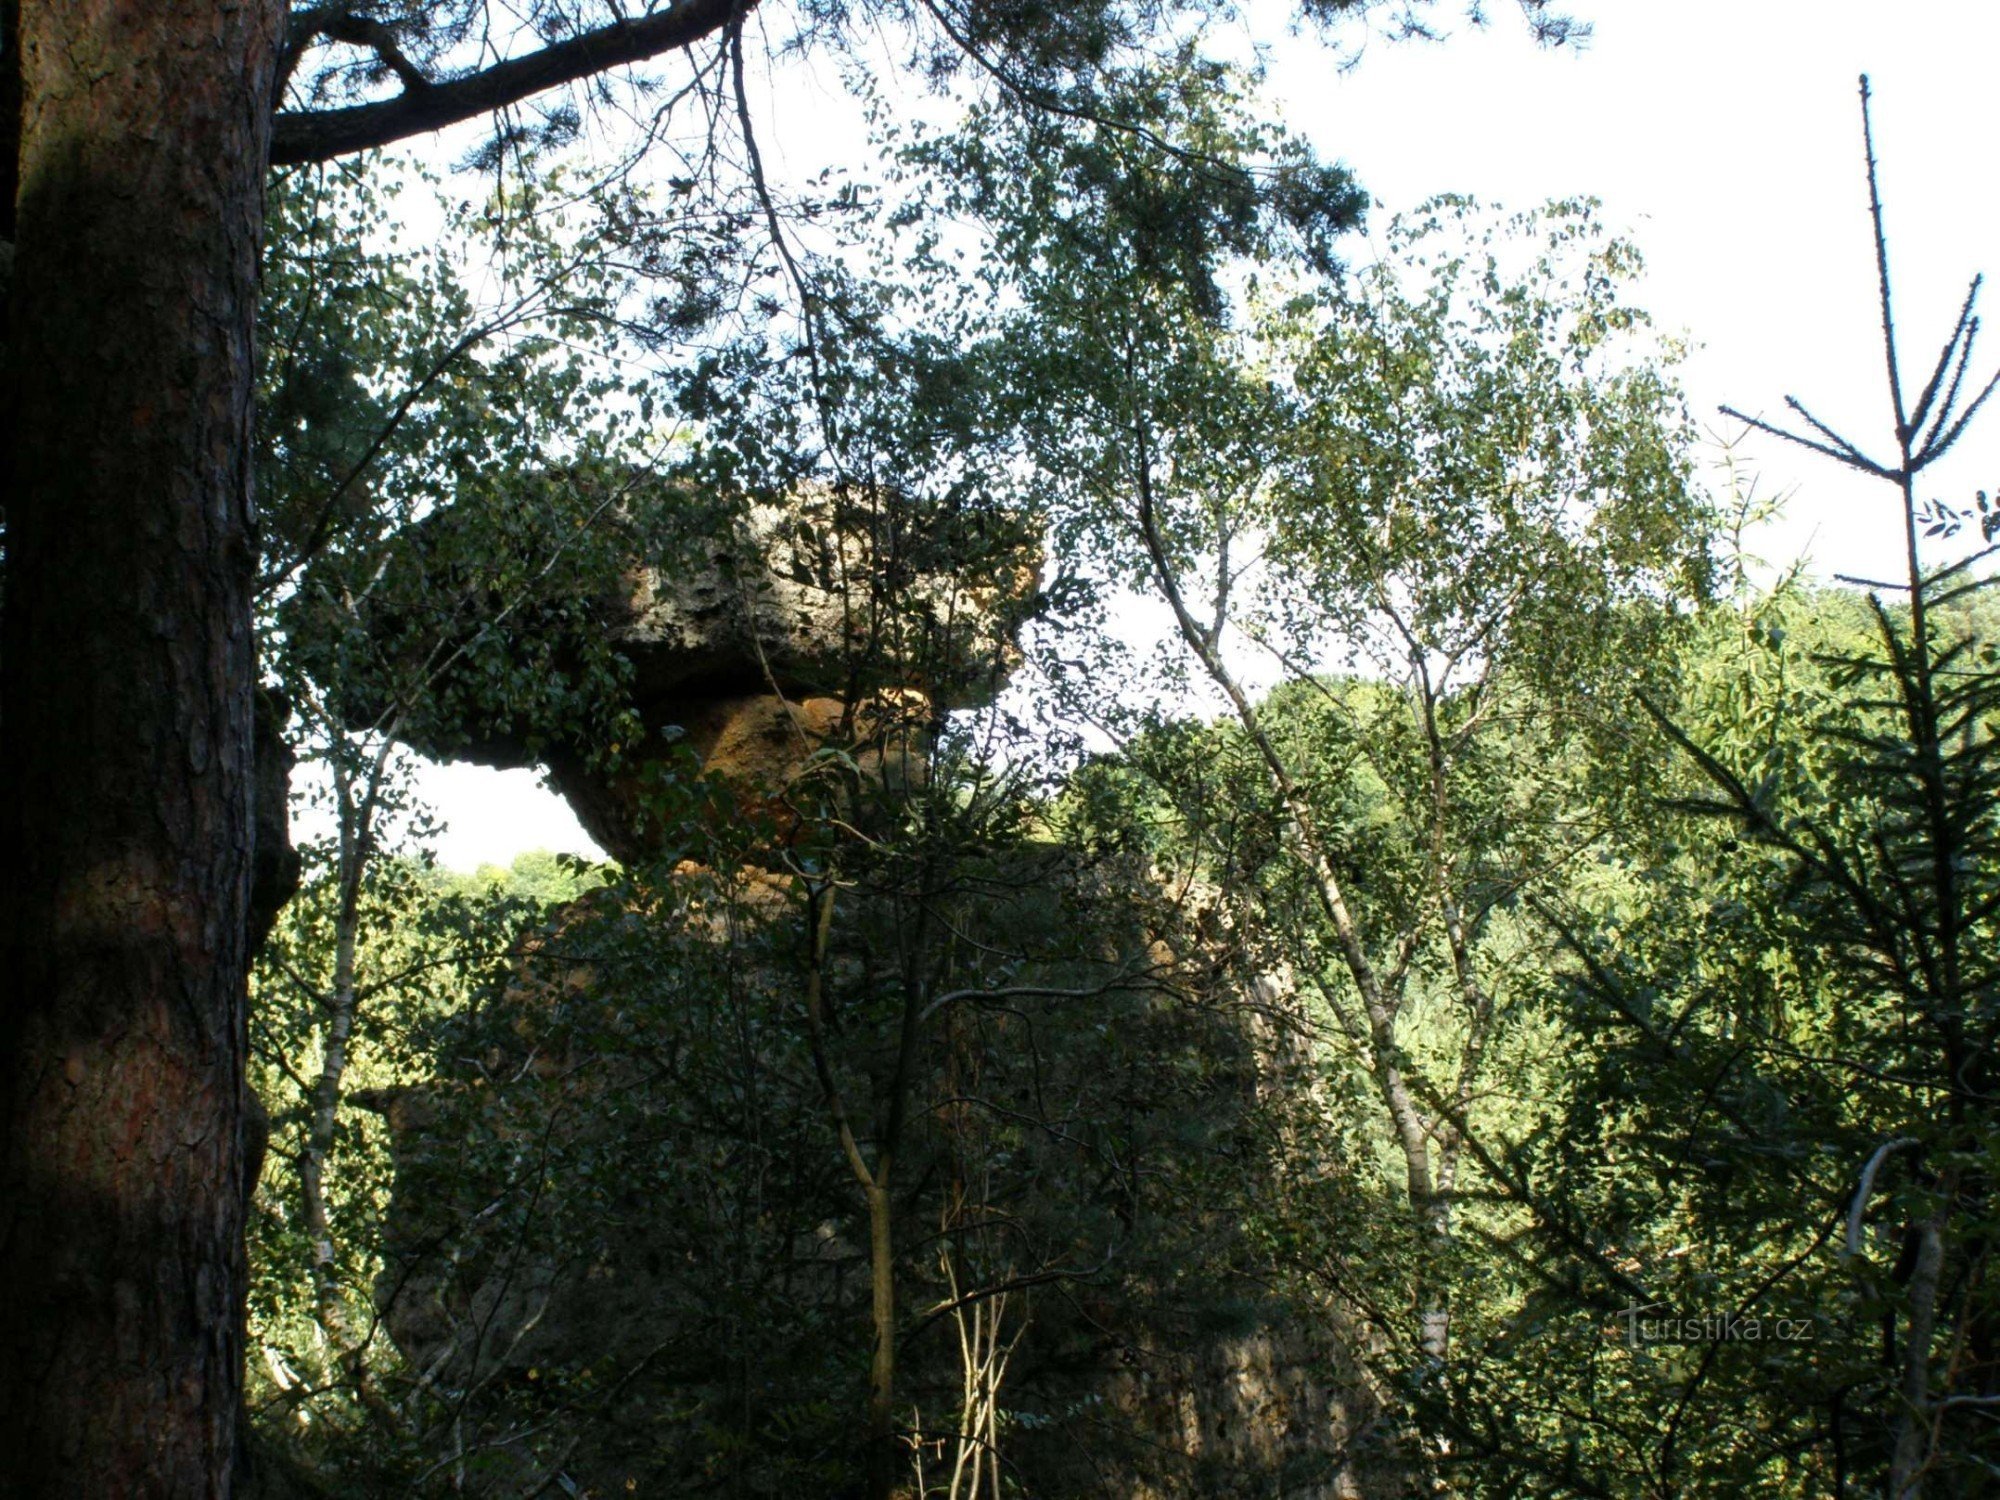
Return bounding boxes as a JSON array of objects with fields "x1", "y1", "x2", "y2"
[{"x1": 237, "y1": 36, "x2": 2000, "y2": 1500}]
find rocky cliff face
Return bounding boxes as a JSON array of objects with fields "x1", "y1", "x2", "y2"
[{"x1": 352, "y1": 481, "x2": 1391, "y2": 1497}]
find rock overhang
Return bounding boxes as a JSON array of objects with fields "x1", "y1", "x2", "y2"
[{"x1": 327, "y1": 470, "x2": 1042, "y2": 862}]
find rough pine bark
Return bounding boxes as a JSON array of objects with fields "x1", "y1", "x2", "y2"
[{"x1": 0, "y1": 2, "x2": 284, "y2": 1493}]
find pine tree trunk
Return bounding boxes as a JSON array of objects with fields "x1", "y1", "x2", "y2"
[{"x1": 0, "y1": 2, "x2": 283, "y2": 1493}]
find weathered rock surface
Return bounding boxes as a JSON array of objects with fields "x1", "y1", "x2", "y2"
[
  {"x1": 597, "y1": 492, "x2": 1033, "y2": 709},
  {"x1": 359, "y1": 479, "x2": 1038, "y2": 862}
]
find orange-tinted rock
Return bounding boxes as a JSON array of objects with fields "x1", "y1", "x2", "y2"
[{"x1": 354, "y1": 480, "x2": 1037, "y2": 863}]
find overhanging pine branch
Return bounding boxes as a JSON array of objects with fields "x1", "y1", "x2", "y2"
[{"x1": 270, "y1": 0, "x2": 749, "y2": 166}]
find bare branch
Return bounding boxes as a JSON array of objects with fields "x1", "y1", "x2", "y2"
[
  {"x1": 1915, "y1": 364, "x2": 2000, "y2": 471},
  {"x1": 1783, "y1": 394, "x2": 1878, "y2": 471},
  {"x1": 302, "y1": 9, "x2": 433, "y2": 94},
  {"x1": 1906, "y1": 276, "x2": 1981, "y2": 440},
  {"x1": 1718, "y1": 404, "x2": 1894, "y2": 480},
  {"x1": 1860, "y1": 75, "x2": 1910, "y2": 437},
  {"x1": 1843, "y1": 1137, "x2": 1919, "y2": 1261}
]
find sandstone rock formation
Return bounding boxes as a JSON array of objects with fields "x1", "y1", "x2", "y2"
[
  {"x1": 356, "y1": 478, "x2": 1038, "y2": 862},
  {"x1": 348, "y1": 476, "x2": 1391, "y2": 1495}
]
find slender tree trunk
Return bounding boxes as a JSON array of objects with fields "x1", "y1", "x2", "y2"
[
  {"x1": 298, "y1": 742, "x2": 389, "y2": 1349},
  {"x1": 300, "y1": 914, "x2": 361, "y2": 1342},
  {"x1": 865, "y1": 1179, "x2": 901, "y2": 1500},
  {"x1": 1889, "y1": 1210, "x2": 1947, "y2": 1497},
  {"x1": 796, "y1": 883, "x2": 906, "y2": 1496},
  {"x1": 1129, "y1": 429, "x2": 1455, "y2": 1359},
  {"x1": 0, "y1": 3, "x2": 282, "y2": 1493}
]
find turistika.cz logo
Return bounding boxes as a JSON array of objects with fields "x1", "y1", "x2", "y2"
[{"x1": 1615, "y1": 1304, "x2": 1817, "y2": 1348}]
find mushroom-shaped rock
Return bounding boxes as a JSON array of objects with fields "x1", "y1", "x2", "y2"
[{"x1": 332, "y1": 475, "x2": 1040, "y2": 863}]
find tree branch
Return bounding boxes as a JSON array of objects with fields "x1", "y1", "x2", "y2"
[{"x1": 271, "y1": 0, "x2": 750, "y2": 165}]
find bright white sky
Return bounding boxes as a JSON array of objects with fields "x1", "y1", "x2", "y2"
[{"x1": 412, "y1": 0, "x2": 2000, "y2": 870}]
